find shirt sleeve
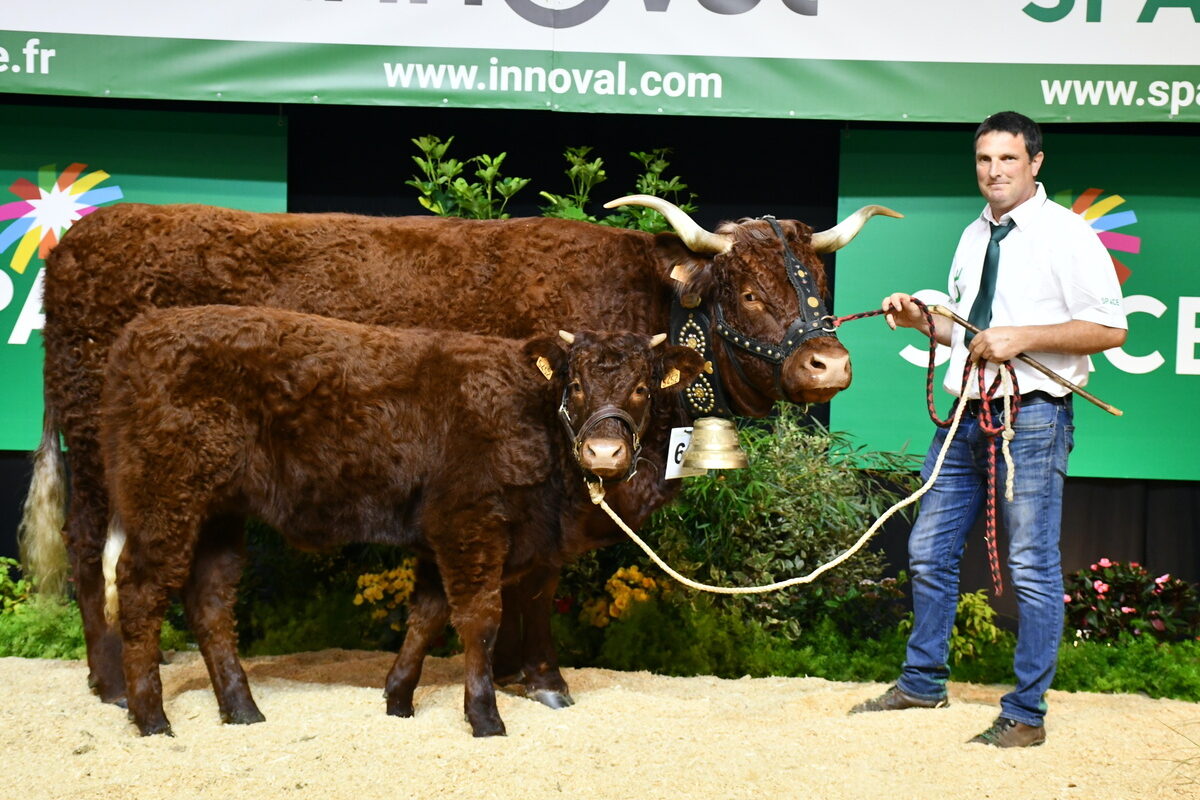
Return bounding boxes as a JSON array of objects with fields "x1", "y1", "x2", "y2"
[{"x1": 1061, "y1": 221, "x2": 1128, "y2": 330}]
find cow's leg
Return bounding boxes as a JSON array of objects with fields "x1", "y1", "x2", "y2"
[
  {"x1": 65, "y1": 461, "x2": 127, "y2": 705},
  {"x1": 385, "y1": 560, "x2": 450, "y2": 718},
  {"x1": 119, "y1": 559, "x2": 179, "y2": 736},
  {"x1": 492, "y1": 583, "x2": 524, "y2": 685},
  {"x1": 182, "y1": 514, "x2": 263, "y2": 725},
  {"x1": 513, "y1": 567, "x2": 574, "y2": 709},
  {"x1": 433, "y1": 523, "x2": 509, "y2": 737}
]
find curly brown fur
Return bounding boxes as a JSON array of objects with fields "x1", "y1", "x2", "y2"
[
  {"x1": 34, "y1": 202, "x2": 848, "y2": 704},
  {"x1": 101, "y1": 307, "x2": 702, "y2": 736}
]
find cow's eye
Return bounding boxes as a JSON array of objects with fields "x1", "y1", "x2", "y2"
[
  {"x1": 633, "y1": 385, "x2": 649, "y2": 397},
  {"x1": 742, "y1": 290, "x2": 758, "y2": 304},
  {"x1": 569, "y1": 381, "x2": 583, "y2": 395}
]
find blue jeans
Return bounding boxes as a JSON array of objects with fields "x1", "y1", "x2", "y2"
[{"x1": 896, "y1": 397, "x2": 1074, "y2": 727}]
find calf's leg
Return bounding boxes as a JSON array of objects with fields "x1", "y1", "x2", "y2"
[
  {"x1": 385, "y1": 560, "x2": 449, "y2": 718},
  {"x1": 432, "y1": 522, "x2": 509, "y2": 737},
  {"x1": 182, "y1": 515, "x2": 263, "y2": 725},
  {"x1": 119, "y1": 564, "x2": 177, "y2": 736}
]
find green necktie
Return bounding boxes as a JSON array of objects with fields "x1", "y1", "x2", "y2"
[{"x1": 965, "y1": 220, "x2": 1015, "y2": 343}]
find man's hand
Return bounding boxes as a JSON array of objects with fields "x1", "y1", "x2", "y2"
[
  {"x1": 967, "y1": 326, "x2": 1025, "y2": 363},
  {"x1": 882, "y1": 293, "x2": 953, "y2": 345},
  {"x1": 881, "y1": 292, "x2": 928, "y2": 333}
]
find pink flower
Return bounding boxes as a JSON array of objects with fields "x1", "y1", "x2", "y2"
[
  {"x1": 1063, "y1": 594, "x2": 1073, "y2": 603},
  {"x1": 1121, "y1": 606, "x2": 1136, "y2": 614},
  {"x1": 1155, "y1": 574, "x2": 1170, "y2": 585},
  {"x1": 1130, "y1": 562, "x2": 1140, "y2": 568},
  {"x1": 1098, "y1": 558, "x2": 1113, "y2": 568},
  {"x1": 1151, "y1": 619, "x2": 1166, "y2": 632},
  {"x1": 1090, "y1": 563, "x2": 1098, "y2": 571},
  {"x1": 1093, "y1": 580, "x2": 1109, "y2": 594}
]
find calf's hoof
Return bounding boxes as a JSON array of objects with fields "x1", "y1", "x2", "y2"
[
  {"x1": 468, "y1": 713, "x2": 507, "y2": 738},
  {"x1": 528, "y1": 688, "x2": 574, "y2": 710},
  {"x1": 132, "y1": 715, "x2": 174, "y2": 737},
  {"x1": 386, "y1": 696, "x2": 415, "y2": 718},
  {"x1": 221, "y1": 707, "x2": 266, "y2": 725}
]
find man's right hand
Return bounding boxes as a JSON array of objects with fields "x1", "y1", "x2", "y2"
[{"x1": 881, "y1": 292, "x2": 929, "y2": 333}]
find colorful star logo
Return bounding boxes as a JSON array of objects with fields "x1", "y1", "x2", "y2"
[
  {"x1": 1054, "y1": 188, "x2": 1139, "y2": 285},
  {"x1": 0, "y1": 163, "x2": 124, "y2": 274}
]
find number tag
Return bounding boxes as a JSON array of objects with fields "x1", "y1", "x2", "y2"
[{"x1": 665, "y1": 427, "x2": 706, "y2": 480}]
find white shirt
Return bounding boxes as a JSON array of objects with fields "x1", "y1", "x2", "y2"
[{"x1": 943, "y1": 183, "x2": 1128, "y2": 399}]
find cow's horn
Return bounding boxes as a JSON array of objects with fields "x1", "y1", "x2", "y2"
[
  {"x1": 604, "y1": 195, "x2": 732, "y2": 255},
  {"x1": 810, "y1": 204, "x2": 904, "y2": 254},
  {"x1": 649, "y1": 333, "x2": 667, "y2": 348},
  {"x1": 558, "y1": 330, "x2": 575, "y2": 344}
]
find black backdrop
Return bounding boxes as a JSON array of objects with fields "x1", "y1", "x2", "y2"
[{"x1": 1, "y1": 94, "x2": 1196, "y2": 625}]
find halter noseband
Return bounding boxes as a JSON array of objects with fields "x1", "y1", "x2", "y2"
[
  {"x1": 557, "y1": 386, "x2": 648, "y2": 483},
  {"x1": 711, "y1": 215, "x2": 838, "y2": 397}
]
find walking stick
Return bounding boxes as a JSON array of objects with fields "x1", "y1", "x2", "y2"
[{"x1": 929, "y1": 305, "x2": 1123, "y2": 417}]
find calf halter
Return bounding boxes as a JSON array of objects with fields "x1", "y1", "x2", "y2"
[
  {"x1": 557, "y1": 386, "x2": 647, "y2": 483},
  {"x1": 711, "y1": 215, "x2": 838, "y2": 396}
]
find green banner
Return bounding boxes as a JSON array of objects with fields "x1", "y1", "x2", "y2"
[
  {"x1": 830, "y1": 128, "x2": 1200, "y2": 481},
  {"x1": 2, "y1": 32, "x2": 1199, "y2": 123},
  {"x1": 0, "y1": 104, "x2": 286, "y2": 451}
]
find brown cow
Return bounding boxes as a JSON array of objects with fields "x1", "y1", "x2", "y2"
[
  {"x1": 101, "y1": 305, "x2": 705, "y2": 737},
  {"x1": 23, "y1": 194, "x2": 899, "y2": 708}
]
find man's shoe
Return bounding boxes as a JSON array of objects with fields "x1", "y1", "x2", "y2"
[
  {"x1": 969, "y1": 716, "x2": 1046, "y2": 748},
  {"x1": 849, "y1": 685, "x2": 949, "y2": 714}
]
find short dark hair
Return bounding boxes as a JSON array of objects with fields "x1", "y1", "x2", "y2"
[{"x1": 975, "y1": 111, "x2": 1043, "y2": 159}]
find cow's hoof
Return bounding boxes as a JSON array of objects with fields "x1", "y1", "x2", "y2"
[
  {"x1": 386, "y1": 697, "x2": 415, "y2": 718},
  {"x1": 135, "y1": 718, "x2": 174, "y2": 737},
  {"x1": 528, "y1": 688, "x2": 574, "y2": 709},
  {"x1": 468, "y1": 715, "x2": 507, "y2": 738},
  {"x1": 221, "y1": 707, "x2": 266, "y2": 725}
]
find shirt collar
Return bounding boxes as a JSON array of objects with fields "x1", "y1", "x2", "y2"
[{"x1": 981, "y1": 182, "x2": 1046, "y2": 229}]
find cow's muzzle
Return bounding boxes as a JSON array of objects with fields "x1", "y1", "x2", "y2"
[{"x1": 559, "y1": 400, "x2": 645, "y2": 483}]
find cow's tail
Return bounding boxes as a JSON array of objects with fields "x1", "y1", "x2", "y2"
[
  {"x1": 101, "y1": 520, "x2": 125, "y2": 625},
  {"x1": 17, "y1": 409, "x2": 70, "y2": 597}
]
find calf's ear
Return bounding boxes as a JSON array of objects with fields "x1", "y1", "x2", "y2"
[
  {"x1": 657, "y1": 345, "x2": 707, "y2": 393},
  {"x1": 523, "y1": 336, "x2": 568, "y2": 381}
]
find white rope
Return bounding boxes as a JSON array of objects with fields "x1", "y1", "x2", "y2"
[
  {"x1": 588, "y1": 378, "x2": 975, "y2": 595},
  {"x1": 999, "y1": 368, "x2": 1016, "y2": 502}
]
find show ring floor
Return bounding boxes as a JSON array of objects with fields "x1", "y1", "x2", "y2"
[{"x1": 2, "y1": 649, "x2": 1196, "y2": 800}]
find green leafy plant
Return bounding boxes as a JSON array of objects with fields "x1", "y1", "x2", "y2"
[
  {"x1": 538, "y1": 146, "x2": 608, "y2": 221},
  {"x1": 599, "y1": 149, "x2": 698, "y2": 233},
  {"x1": 1, "y1": 556, "x2": 34, "y2": 613},
  {"x1": 405, "y1": 135, "x2": 530, "y2": 219},
  {"x1": 600, "y1": 407, "x2": 920, "y2": 642},
  {"x1": 1064, "y1": 557, "x2": 1200, "y2": 642}
]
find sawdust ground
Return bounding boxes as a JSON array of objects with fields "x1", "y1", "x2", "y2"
[{"x1": 2, "y1": 650, "x2": 1197, "y2": 800}]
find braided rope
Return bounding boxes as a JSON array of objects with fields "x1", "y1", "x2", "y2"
[{"x1": 587, "y1": 388, "x2": 970, "y2": 595}]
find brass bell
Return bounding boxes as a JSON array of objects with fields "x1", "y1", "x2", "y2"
[{"x1": 680, "y1": 417, "x2": 749, "y2": 471}]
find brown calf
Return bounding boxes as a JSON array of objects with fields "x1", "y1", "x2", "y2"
[{"x1": 101, "y1": 305, "x2": 703, "y2": 737}]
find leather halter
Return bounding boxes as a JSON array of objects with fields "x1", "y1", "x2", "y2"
[
  {"x1": 557, "y1": 386, "x2": 648, "y2": 483},
  {"x1": 712, "y1": 216, "x2": 839, "y2": 398}
]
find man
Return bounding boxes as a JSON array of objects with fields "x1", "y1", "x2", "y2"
[{"x1": 849, "y1": 111, "x2": 1127, "y2": 747}]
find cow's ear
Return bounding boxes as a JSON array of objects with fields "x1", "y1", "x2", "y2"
[
  {"x1": 657, "y1": 345, "x2": 706, "y2": 393},
  {"x1": 523, "y1": 336, "x2": 567, "y2": 382},
  {"x1": 655, "y1": 234, "x2": 717, "y2": 302}
]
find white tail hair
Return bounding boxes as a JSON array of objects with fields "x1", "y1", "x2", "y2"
[
  {"x1": 17, "y1": 418, "x2": 69, "y2": 596},
  {"x1": 102, "y1": 520, "x2": 126, "y2": 625}
]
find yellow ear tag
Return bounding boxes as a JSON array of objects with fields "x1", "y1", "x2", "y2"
[
  {"x1": 536, "y1": 356, "x2": 554, "y2": 381},
  {"x1": 670, "y1": 263, "x2": 691, "y2": 283},
  {"x1": 660, "y1": 368, "x2": 681, "y2": 389}
]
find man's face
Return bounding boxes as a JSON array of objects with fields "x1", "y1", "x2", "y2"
[{"x1": 975, "y1": 131, "x2": 1044, "y2": 218}]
